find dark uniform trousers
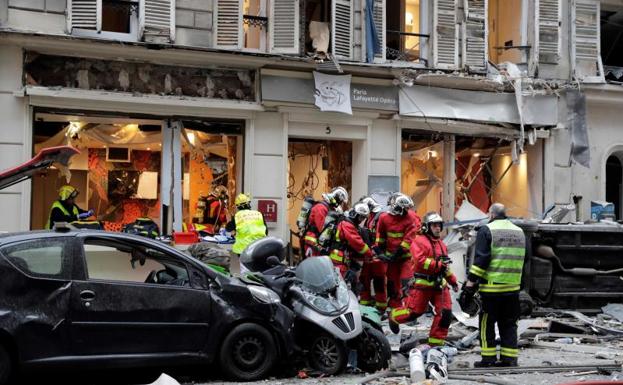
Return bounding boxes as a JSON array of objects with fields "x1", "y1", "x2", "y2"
[{"x1": 479, "y1": 292, "x2": 520, "y2": 361}]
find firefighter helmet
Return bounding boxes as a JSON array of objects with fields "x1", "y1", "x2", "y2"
[
  {"x1": 59, "y1": 185, "x2": 78, "y2": 201},
  {"x1": 361, "y1": 196, "x2": 382, "y2": 213},
  {"x1": 422, "y1": 211, "x2": 444, "y2": 234},
  {"x1": 389, "y1": 193, "x2": 413, "y2": 215},
  {"x1": 234, "y1": 193, "x2": 252, "y2": 208},
  {"x1": 324, "y1": 186, "x2": 349, "y2": 207}
]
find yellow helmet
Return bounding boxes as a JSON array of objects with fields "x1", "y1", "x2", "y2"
[
  {"x1": 234, "y1": 193, "x2": 251, "y2": 207},
  {"x1": 59, "y1": 185, "x2": 78, "y2": 201}
]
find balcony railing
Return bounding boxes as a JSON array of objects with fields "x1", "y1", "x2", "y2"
[{"x1": 386, "y1": 30, "x2": 430, "y2": 62}]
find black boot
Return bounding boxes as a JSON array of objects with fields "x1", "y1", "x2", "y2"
[
  {"x1": 389, "y1": 318, "x2": 400, "y2": 334},
  {"x1": 473, "y1": 357, "x2": 497, "y2": 368},
  {"x1": 496, "y1": 357, "x2": 518, "y2": 367}
]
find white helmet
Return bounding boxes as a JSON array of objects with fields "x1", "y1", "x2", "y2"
[
  {"x1": 324, "y1": 186, "x2": 349, "y2": 207},
  {"x1": 390, "y1": 193, "x2": 414, "y2": 216},
  {"x1": 422, "y1": 211, "x2": 444, "y2": 234},
  {"x1": 348, "y1": 202, "x2": 370, "y2": 222},
  {"x1": 361, "y1": 197, "x2": 382, "y2": 213}
]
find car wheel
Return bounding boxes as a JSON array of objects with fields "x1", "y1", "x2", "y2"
[
  {"x1": 356, "y1": 325, "x2": 391, "y2": 373},
  {"x1": 0, "y1": 345, "x2": 11, "y2": 385},
  {"x1": 219, "y1": 323, "x2": 277, "y2": 381},
  {"x1": 308, "y1": 333, "x2": 346, "y2": 375}
]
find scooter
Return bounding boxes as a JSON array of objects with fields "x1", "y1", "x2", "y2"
[{"x1": 240, "y1": 237, "x2": 391, "y2": 375}]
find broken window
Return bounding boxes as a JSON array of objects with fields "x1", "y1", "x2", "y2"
[
  {"x1": 67, "y1": 0, "x2": 174, "y2": 43},
  {"x1": 385, "y1": 0, "x2": 425, "y2": 62},
  {"x1": 215, "y1": 0, "x2": 299, "y2": 54},
  {"x1": 488, "y1": 0, "x2": 525, "y2": 65},
  {"x1": 303, "y1": 0, "x2": 354, "y2": 60},
  {"x1": 572, "y1": 0, "x2": 604, "y2": 82},
  {"x1": 101, "y1": 0, "x2": 136, "y2": 33},
  {"x1": 601, "y1": 2, "x2": 623, "y2": 82}
]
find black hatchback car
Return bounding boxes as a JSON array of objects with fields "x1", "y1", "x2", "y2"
[{"x1": 0, "y1": 229, "x2": 294, "y2": 384}]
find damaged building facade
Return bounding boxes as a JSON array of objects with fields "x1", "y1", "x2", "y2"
[{"x1": 0, "y1": 0, "x2": 616, "y2": 239}]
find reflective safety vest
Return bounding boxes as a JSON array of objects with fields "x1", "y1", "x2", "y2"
[
  {"x1": 45, "y1": 200, "x2": 79, "y2": 229},
  {"x1": 471, "y1": 219, "x2": 526, "y2": 293},
  {"x1": 232, "y1": 209, "x2": 267, "y2": 254}
]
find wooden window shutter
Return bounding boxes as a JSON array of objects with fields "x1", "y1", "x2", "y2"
[
  {"x1": 462, "y1": 0, "x2": 488, "y2": 72},
  {"x1": 67, "y1": 0, "x2": 101, "y2": 33},
  {"x1": 538, "y1": 0, "x2": 561, "y2": 64},
  {"x1": 332, "y1": 0, "x2": 354, "y2": 60},
  {"x1": 270, "y1": 0, "x2": 300, "y2": 54},
  {"x1": 432, "y1": 0, "x2": 459, "y2": 69},
  {"x1": 573, "y1": 0, "x2": 604, "y2": 82},
  {"x1": 139, "y1": 0, "x2": 175, "y2": 43},
  {"x1": 214, "y1": 0, "x2": 243, "y2": 49}
]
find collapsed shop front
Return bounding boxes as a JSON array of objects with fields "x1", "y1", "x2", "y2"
[
  {"x1": 399, "y1": 83, "x2": 558, "y2": 221},
  {"x1": 22, "y1": 52, "x2": 255, "y2": 234}
]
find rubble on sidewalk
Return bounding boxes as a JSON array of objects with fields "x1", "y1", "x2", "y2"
[{"x1": 355, "y1": 304, "x2": 623, "y2": 385}]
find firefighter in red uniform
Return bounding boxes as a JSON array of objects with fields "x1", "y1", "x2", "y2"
[
  {"x1": 358, "y1": 197, "x2": 388, "y2": 311},
  {"x1": 376, "y1": 193, "x2": 421, "y2": 309},
  {"x1": 303, "y1": 186, "x2": 348, "y2": 257},
  {"x1": 203, "y1": 185, "x2": 228, "y2": 234},
  {"x1": 389, "y1": 212, "x2": 459, "y2": 346},
  {"x1": 329, "y1": 203, "x2": 374, "y2": 284}
]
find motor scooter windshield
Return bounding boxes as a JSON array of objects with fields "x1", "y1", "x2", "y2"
[{"x1": 295, "y1": 256, "x2": 340, "y2": 294}]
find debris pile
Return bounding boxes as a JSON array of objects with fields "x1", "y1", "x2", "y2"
[{"x1": 359, "y1": 305, "x2": 623, "y2": 385}]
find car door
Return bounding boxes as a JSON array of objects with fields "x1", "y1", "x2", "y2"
[
  {"x1": 0, "y1": 236, "x2": 73, "y2": 363},
  {"x1": 68, "y1": 235, "x2": 212, "y2": 357}
]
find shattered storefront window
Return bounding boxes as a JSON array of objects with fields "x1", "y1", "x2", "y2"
[{"x1": 23, "y1": 53, "x2": 256, "y2": 101}]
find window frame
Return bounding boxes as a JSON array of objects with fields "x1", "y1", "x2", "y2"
[
  {"x1": 78, "y1": 236, "x2": 203, "y2": 289},
  {"x1": 0, "y1": 237, "x2": 72, "y2": 280},
  {"x1": 70, "y1": 0, "x2": 140, "y2": 43}
]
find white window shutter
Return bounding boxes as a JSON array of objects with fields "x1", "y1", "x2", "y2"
[
  {"x1": 139, "y1": 0, "x2": 175, "y2": 43},
  {"x1": 373, "y1": 0, "x2": 386, "y2": 61},
  {"x1": 462, "y1": 0, "x2": 488, "y2": 72},
  {"x1": 270, "y1": 0, "x2": 300, "y2": 54},
  {"x1": 332, "y1": 0, "x2": 354, "y2": 60},
  {"x1": 214, "y1": 0, "x2": 243, "y2": 49},
  {"x1": 537, "y1": 0, "x2": 561, "y2": 64},
  {"x1": 432, "y1": 0, "x2": 459, "y2": 69},
  {"x1": 67, "y1": 0, "x2": 101, "y2": 33},
  {"x1": 573, "y1": 0, "x2": 604, "y2": 83}
]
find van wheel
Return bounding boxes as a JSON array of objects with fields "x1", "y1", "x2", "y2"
[
  {"x1": 219, "y1": 323, "x2": 277, "y2": 381},
  {"x1": 0, "y1": 345, "x2": 11, "y2": 385}
]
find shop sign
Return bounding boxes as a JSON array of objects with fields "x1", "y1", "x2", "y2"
[
  {"x1": 258, "y1": 200, "x2": 278, "y2": 222},
  {"x1": 262, "y1": 75, "x2": 398, "y2": 112}
]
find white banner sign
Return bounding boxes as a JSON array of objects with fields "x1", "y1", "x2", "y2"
[{"x1": 313, "y1": 71, "x2": 352, "y2": 115}]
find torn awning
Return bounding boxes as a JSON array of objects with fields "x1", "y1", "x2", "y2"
[{"x1": 399, "y1": 85, "x2": 558, "y2": 126}]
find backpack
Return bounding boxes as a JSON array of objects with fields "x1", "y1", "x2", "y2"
[
  {"x1": 296, "y1": 196, "x2": 318, "y2": 233},
  {"x1": 317, "y1": 210, "x2": 345, "y2": 251},
  {"x1": 122, "y1": 217, "x2": 160, "y2": 239}
]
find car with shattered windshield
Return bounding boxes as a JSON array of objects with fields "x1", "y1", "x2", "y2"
[{"x1": 0, "y1": 147, "x2": 295, "y2": 384}]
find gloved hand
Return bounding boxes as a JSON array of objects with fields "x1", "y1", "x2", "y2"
[
  {"x1": 372, "y1": 245, "x2": 383, "y2": 256},
  {"x1": 450, "y1": 282, "x2": 459, "y2": 292},
  {"x1": 394, "y1": 247, "x2": 405, "y2": 260},
  {"x1": 77, "y1": 210, "x2": 94, "y2": 220},
  {"x1": 377, "y1": 252, "x2": 394, "y2": 263},
  {"x1": 440, "y1": 255, "x2": 452, "y2": 265}
]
